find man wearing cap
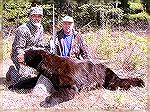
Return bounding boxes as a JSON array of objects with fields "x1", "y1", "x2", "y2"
[
  {"x1": 8, "y1": 6, "x2": 44, "y2": 82},
  {"x1": 54, "y1": 16, "x2": 89, "y2": 59},
  {"x1": 7, "y1": 15, "x2": 90, "y2": 95}
]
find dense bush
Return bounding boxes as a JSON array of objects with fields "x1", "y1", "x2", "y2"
[
  {"x1": 2, "y1": 0, "x2": 150, "y2": 35},
  {"x1": 3, "y1": 0, "x2": 31, "y2": 26}
]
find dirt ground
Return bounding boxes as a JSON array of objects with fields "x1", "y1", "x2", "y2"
[
  {"x1": 0, "y1": 30, "x2": 149, "y2": 112},
  {"x1": 0, "y1": 56, "x2": 148, "y2": 112}
]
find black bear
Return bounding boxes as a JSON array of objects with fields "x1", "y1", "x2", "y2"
[{"x1": 9, "y1": 49, "x2": 145, "y2": 107}]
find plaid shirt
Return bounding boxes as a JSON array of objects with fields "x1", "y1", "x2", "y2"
[{"x1": 54, "y1": 29, "x2": 89, "y2": 60}]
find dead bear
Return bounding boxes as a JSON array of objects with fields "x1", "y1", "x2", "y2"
[{"x1": 8, "y1": 49, "x2": 145, "y2": 107}]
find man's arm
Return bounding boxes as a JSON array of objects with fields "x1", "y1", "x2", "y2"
[
  {"x1": 12, "y1": 26, "x2": 29, "y2": 63},
  {"x1": 75, "y1": 32, "x2": 89, "y2": 59}
]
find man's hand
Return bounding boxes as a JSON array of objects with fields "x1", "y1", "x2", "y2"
[{"x1": 17, "y1": 54, "x2": 24, "y2": 63}]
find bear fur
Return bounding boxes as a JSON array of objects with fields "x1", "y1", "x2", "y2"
[{"x1": 9, "y1": 49, "x2": 145, "y2": 107}]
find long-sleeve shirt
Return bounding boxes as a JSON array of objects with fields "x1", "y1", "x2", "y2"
[
  {"x1": 12, "y1": 21, "x2": 44, "y2": 57},
  {"x1": 54, "y1": 29, "x2": 89, "y2": 60}
]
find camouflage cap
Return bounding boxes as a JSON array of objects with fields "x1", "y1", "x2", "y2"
[{"x1": 29, "y1": 6, "x2": 43, "y2": 16}]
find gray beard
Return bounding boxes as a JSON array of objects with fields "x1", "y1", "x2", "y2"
[
  {"x1": 33, "y1": 23, "x2": 41, "y2": 28},
  {"x1": 30, "y1": 20, "x2": 41, "y2": 28}
]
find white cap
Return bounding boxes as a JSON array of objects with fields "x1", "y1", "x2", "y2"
[
  {"x1": 62, "y1": 16, "x2": 74, "y2": 23},
  {"x1": 29, "y1": 6, "x2": 43, "y2": 16}
]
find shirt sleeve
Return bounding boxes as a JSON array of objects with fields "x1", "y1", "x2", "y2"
[
  {"x1": 12, "y1": 27, "x2": 29, "y2": 55},
  {"x1": 76, "y1": 32, "x2": 89, "y2": 59},
  {"x1": 54, "y1": 33, "x2": 61, "y2": 55}
]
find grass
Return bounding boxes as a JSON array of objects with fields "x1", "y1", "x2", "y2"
[
  {"x1": 84, "y1": 29, "x2": 147, "y2": 70},
  {"x1": 0, "y1": 38, "x2": 3, "y2": 62},
  {"x1": 1, "y1": 30, "x2": 148, "y2": 110}
]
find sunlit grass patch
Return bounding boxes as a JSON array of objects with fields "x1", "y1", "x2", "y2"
[
  {"x1": 0, "y1": 38, "x2": 3, "y2": 62},
  {"x1": 83, "y1": 29, "x2": 147, "y2": 71},
  {"x1": 2, "y1": 37, "x2": 12, "y2": 61}
]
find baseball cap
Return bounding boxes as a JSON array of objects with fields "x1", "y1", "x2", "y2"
[
  {"x1": 62, "y1": 16, "x2": 74, "y2": 23},
  {"x1": 29, "y1": 6, "x2": 43, "y2": 16}
]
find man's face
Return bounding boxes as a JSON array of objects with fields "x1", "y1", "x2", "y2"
[
  {"x1": 30, "y1": 14, "x2": 42, "y2": 24},
  {"x1": 63, "y1": 21, "x2": 74, "y2": 35}
]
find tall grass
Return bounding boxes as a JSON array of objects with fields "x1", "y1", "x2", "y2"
[
  {"x1": 0, "y1": 38, "x2": 3, "y2": 62},
  {"x1": 84, "y1": 29, "x2": 148, "y2": 70}
]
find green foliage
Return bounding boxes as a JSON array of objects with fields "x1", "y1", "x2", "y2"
[
  {"x1": 76, "y1": 4, "x2": 97, "y2": 26},
  {"x1": 3, "y1": 0, "x2": 31, "y2": 25},
  {"x1": 128, "y1": 1, "x2": 143, "y2": 11},
  {"x1": 0, "y1": 1, "x2": 2, "y2": 15},
  {"x1": 41, "y1": 4, "x2": 53, "y2": 32},
  {"x1": 127, "y1": 1, "x2": 150, "y2": 27},
  {"x1": 141, "y1": 0, "x2": 150, "y2": 14},
  {"x1": 2, "y1": 0, "x2": 150, "y2": 34},
  {"x1": 96, "y1": 29, "x2": 119, "y2": 59},
  {"x1": 75, "y1": 3, "x2": 124, "y2": 29},
  {"x1": 129, "y1": 12, "x2": 150, "y2": 20}
]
